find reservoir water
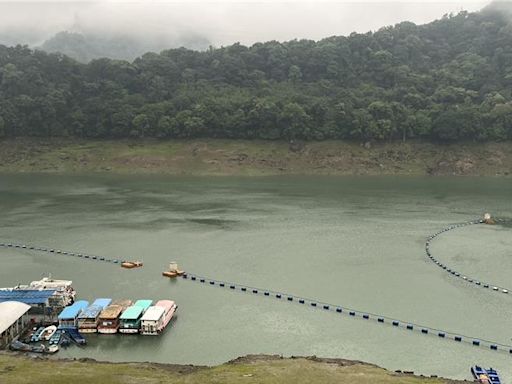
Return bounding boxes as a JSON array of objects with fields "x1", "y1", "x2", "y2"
[{"x1": 1, "y1": 174, "x2": 512, "y2": 380}]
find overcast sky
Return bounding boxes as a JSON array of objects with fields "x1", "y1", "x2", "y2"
[{"x1": 0, "y1": 1, "x2": 492, "y2": 47}]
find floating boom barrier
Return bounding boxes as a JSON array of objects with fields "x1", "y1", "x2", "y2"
[
  {"x1": 180, "y1": 271, "x2": 512, "y2": 354},
  {"x1": 425, "y1": 217, "x2": 511, "y2": 295},
  {"x1": 1, "y1": 216, "x2": 511, "y2": 354},
  {"x1": 0, "y1": 242, "x2": 126, "y2": 265}
]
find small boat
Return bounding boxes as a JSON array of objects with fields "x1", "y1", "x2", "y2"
[
  {"x1": 42, "y1": 325, "x2": 57, "y2": 341},
  {"x1": 23, "y1": 327, "x2": 39, "y2": 343},
  {"x1": 162, "y1": 262, "x2": 185, "y2": 278},
  {"x1": 471, "y1": 366, "x2": 501, "y2": 384},
  {"x1": 121, "y1": 261, "x2": 143, "y2": 269},
  {"x1": 45, "y1": 345, "x2": 59, "y2": 354},
  {"x1": 59, "y1": 333, "x2": 71, "y2": 347},
  {"x1": 66, "y1": 327, "x2": 87, "y2": 345},
  {"x1": 30, "y1": 327, "x2": 46, "y2": 343},
  {"x1": 49, "y1": 329, "x2": 63, "y2": 345},
  {"x1": 10, "y1": 340, "x2": 32, "y2": 352},
  {"x1": 10, "y1": 340, "x2": 59, "y2": 354}
]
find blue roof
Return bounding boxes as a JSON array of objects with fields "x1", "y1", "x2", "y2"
[
  {"x1": 0, "y1": 289, "x2": 56, "y2": 304},
  {"x1": 58, "y1": 300, "x2": 89, "y2": 320},
  {"x1": 78, "y1": 298, "x2": 112, "y2": 319},
  {"x1": 92, "y1": 298, "x2": 112, "y2": 309}
]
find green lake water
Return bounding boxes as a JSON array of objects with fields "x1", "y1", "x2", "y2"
[{"x1": 1, "y1": 174, "x2": 512, "y2": 380}]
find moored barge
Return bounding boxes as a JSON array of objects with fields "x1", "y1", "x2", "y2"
[
  {"x1": 97, "y1": 299, "x2": 133, "y2": 334},
  {"x1": 140, "y1": 300, "x2": 177, "y2": 335},
  {"x1": 77, "y1": 298, "x2": 112, "y2": 333},
  {"x1": 58, "y1": 300, "x2": 89, "y2": 328},
  {"x1": 118, "y1": 299, "x2": 152, "y2": 334}
]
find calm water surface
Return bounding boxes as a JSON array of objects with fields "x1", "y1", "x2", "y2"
[{"x1": 1, "y1": 174, "x2": 512, "y2": 380}]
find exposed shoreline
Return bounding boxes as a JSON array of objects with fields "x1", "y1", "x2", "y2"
[
  {"x1": 0, "y1": 352, "x2": 465, "y2": 383},
  {"x1": 0, "y1": 138, "x2": 511, "y2": 176}
]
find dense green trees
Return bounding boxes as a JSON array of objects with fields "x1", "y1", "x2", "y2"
[{"x1": 1, "y1": 4, "x2": 512, "y2": 142}]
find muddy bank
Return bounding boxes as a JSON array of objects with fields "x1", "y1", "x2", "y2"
[{"x1": 0, "y1": 138, "x2": 511, "y2": 176}]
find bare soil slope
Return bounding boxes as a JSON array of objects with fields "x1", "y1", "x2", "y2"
[{"x1": 0, "y1": 138, "x2": 511, "y2": 176}]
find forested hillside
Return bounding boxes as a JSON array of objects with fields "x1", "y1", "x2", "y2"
[{"x1": 0, "y1": 3, "x2": 511, "y2": 142}]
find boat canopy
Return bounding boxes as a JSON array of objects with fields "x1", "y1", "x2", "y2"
[
  {"x1": 155, "y1": 300, "x2": 175, "y2": 311},
  {"x1": 141, "y1": 306, "x2": 165, "y2": 322},
  {"x1": 92, "y1": 298, "x2": 112, "y2": 308},
  {"x1": 58, "y1": 300, "x2": 89, "y2": 320},
  {"x1": 120, "y1": 305, "x2": 144, "y2": 320},
  {"x1": 78, "y1": 298, "x2": 112, "y2": 319},
  {"x1": 100, "y1": 305, "x2": 125, "y2": 320},
  {"x1": 134, "y1": 299, "x2": 152, "y2": 310}
]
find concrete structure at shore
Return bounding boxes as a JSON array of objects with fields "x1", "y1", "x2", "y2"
[{"x1": 0, "y1": 301, "x2": 31, "y2": 348}]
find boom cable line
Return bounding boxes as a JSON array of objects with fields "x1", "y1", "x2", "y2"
[
  {"x1": 0, "y1": 242, "x2": 124, "y2": 265},
  {"x1": 179, "y1": 271, "x2": 512, "y2": 354},
  {"x1": 425, "y1": 218, "x2": 511, "y2": 294},
  {"x1": 1, "y1": 216, "x2": 511, "y2": 354}
]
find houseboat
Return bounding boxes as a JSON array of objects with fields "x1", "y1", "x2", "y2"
[
  {"x1": 10, "y1": 276, "x2": 76, "y2": 307},
  {"x1": 58, "y1": 300, "x2": 89, "y2": 328},
  {"x1": 77, "y1": 298, "x2": 112, "y2": 333},
  {"x1": 97, "y1": 299, "x2": 132, "y2": 334},
  {"x1": 118, "y1": 299, "x2": 152, "y2": 334},
  {"x1": 29, "y1": 277, "x2": 76, "y2": 306},
  {"x1": 140, "y1": 300, "x2": 177, "y2": 335}
]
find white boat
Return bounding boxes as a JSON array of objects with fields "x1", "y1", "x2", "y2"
[
  {"x1": 140, "y1": 300, "x2": 177, "y2": 335},
  {"x1": 42, "y1": 325, "x2": 57, "y2": 341},
  {"x1": 4, "y1": 276, "x2": 76, "y2": 307}
]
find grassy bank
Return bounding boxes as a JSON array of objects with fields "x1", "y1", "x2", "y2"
[
  {"x1": 0, "y1": 354, "x2": 463, "y2": 384},
  {"x1": 1, "y1": 138, "x2": 511, "y2": 176}
]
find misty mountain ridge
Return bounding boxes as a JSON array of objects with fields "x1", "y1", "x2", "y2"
[
  {"x1": 39, "y1": 31, "x2": 211, "y2": 62},
  {"x1": 483, "y1": 0, "x2": 512, "y2": 14},
  {"x1": 3, "y1": 0, "x2": 510, "y2": 63},
  {"x1": 1, "y1": 3, "x2": 512, "y2": 143}
]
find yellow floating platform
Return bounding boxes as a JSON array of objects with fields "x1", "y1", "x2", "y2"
[
  {"x1": 121, "y1": 261, "x2": 143, "y2": 269},
  {"x1": 162, "y1": 270, "x2": 185, "y2": 278}
]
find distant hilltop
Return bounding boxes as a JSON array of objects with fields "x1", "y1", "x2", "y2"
[
  {"x1": 38, "y1": 31, "x2": 211, "y2": 63},
  {"x1": 0, "y1": 5, "x2": 511, "y2": 143},
  {"x1": 483, "y1": 0, "x2": 512, "y2": 14}
]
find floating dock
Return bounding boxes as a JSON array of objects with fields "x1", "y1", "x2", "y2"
[{"x1": 162, "y1": 262, "x2": 185, "y2": 278}]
